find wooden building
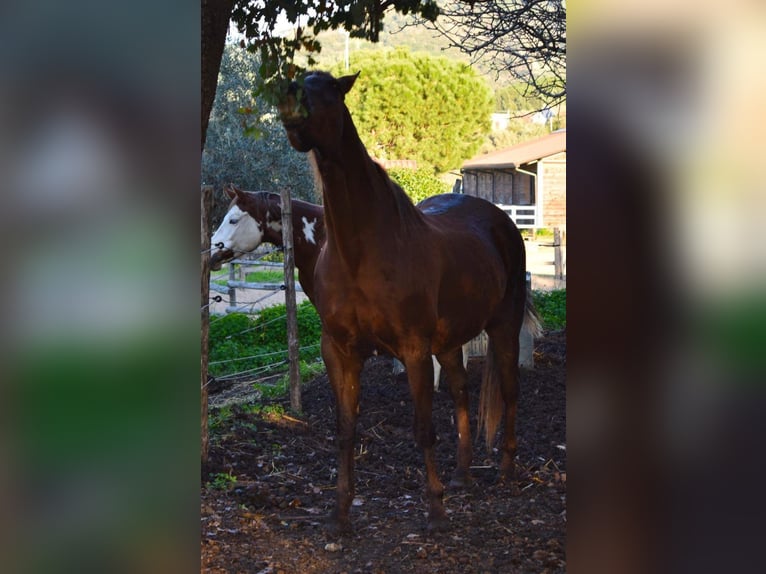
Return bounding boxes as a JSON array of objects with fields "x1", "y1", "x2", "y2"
[{"x1": 461, "y1": 129, "x2": 566, "y2": 231}]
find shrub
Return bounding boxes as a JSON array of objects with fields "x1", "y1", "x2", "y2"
[
  {"x1": 532, "y1": 289, "x2": 566, "y2": 330},
  {"x1": 388, "y1": 167, "x2": 450, "y2": 204},
  {"x1": 208, "y1": 301, "x2": 323, "y2": 379}
]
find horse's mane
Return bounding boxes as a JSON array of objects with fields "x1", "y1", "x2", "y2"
[
  {"x1": 307, "y1": 150, "x2": 324, "y2": 201},
  {"x1": 369, "y1": 159, "x2": 424, "y2": 228},
  {"x1": 252, "y1": 190, "x2": 280, "y2": 217}
]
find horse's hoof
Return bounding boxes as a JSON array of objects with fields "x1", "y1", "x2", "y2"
[
  {"x1": 325, "y1": 513, "x2": 352, "y2": 537},
  {"x1": 426, "y1": 514, "x2": 450, "y2": 534},
  {"x1": 507, "y1": 482, "x2": 522, "y2": 496},
  {"x1": 496, "y1": 476, "x2": 522, "y2": 496},
  {"x1": 448, "y1": 474, "x2": 473, "y2": 489}
]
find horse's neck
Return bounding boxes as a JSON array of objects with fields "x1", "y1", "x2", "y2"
[
  {"x1": 260, "y1": 199, "x2": 285, "y2": 247},
  {"x1": 314, "y1": 114, "x2": 420, "y2": 269}
]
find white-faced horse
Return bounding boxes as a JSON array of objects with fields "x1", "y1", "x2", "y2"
[{"x1": 210, "y1": 184, "x2": 324, "y2": 305}]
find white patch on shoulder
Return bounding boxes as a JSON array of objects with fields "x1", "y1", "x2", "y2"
[
  {"x1": 302, "y1": 216, "x2": 317, "y2": 244},
  {"x1": 265, "y1": 210, "x2": 281, "y2": 233}
]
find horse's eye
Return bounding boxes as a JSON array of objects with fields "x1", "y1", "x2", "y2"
[{"x1": 229, "y1": 219, "x2": 238, "y2": 224}]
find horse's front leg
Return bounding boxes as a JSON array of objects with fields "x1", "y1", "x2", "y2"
[
  {"x1": 321, "y1": 334, "x2": 363, "y2": 534},
  {"x1": 403, "y1": 351, "x2": 448, "y2": 531}
]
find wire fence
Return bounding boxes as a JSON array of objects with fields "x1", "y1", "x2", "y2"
[
  {"x1": 203, "y1": 246, "x2": 322, "y2": 393},
  {"x1": 206, "y1": 245, "x2": 309, "y2": 317}
]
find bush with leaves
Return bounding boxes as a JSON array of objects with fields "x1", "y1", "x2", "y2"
[
  {"x1": 329, "y1": 47, "x2": 493, "y2": 174},
  {"x1": 208, "y1": 300, "x2": 322, "y2": 379},
  {"x1": 387, "y1": 167, "x2": 450, "y2": 204},
  {"x1": 202, "y1": 44, "x2": 320, "y2": 226},
  {"x1": 532, "y1": 290, "x2": 566, "y2": 331}
]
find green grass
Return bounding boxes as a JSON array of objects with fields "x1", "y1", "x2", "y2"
[
  {"x1": 213, "y1": 268, "x2": 297, "y2": 286},
  {"x1": 209, "y1": 405, "x2": 233, "y2": 431},
  {"x1": 206, "y1": 471, "x2": 237, "y2": 490},
  {"x1": 245, "y1": 269, "x2": 296, "y2": 283},
  {"x1": 532, "y1": 289, "x2": 566, "y2": 330}
]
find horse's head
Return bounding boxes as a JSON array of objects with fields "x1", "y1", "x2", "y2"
[
  {"x1": 278, "y1": 71, "x2": 359, "y2": 153},
  {"x1": 210, "y1": 184, "x2": 269, "y2": 270}
]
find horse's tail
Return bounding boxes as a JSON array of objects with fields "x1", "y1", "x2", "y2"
[
  {"x1": 478, "y1": 283, "x2": 542, "y2": 449},
  {"x1": 478, "y1": 339, "x2": 504, "y2": 450}
]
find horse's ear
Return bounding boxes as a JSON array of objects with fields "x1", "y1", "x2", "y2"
[
  {"x1": 226, "y1": 184, "x2": 247, "y2": 202},
  {"x1": 337, "y1": 72, "x2": 360, "y2": 96}
]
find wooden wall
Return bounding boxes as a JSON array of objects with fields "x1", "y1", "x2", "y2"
[
  {"x1": 541, "y1": 152, "x2": 566, "y2": 228},
  {"x1": 462, "y1": 169, "x2": 534, "y2": 205},
  {"x1": 462, "y1": 151, "x2": 565, "y2": 230}
]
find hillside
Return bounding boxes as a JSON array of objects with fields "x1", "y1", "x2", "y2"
[{"x1": 311, "y1": 11, "x2": 469, "y2": 70}]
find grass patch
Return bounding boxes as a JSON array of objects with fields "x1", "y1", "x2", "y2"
[
  {"x1": 213, "y1": 267, "x2": 297, "y2": 286},
  {"x1": 209, "y1": 405, "x2": 233, "y2": 431},
  {"x1": 206, "y1": 471, "x2": 237, "y2": 491}
]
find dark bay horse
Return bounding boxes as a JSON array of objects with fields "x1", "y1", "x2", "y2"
[
  {"x1": 210, "y1": 184, "x2": 324, "y2": 304},
  {"x1": 278, "y1": 71, "x2": 539, "y2": 533}
]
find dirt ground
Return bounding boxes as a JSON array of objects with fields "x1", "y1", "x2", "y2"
[{"x1": 201, "y1": 330, "x2": 566, "y2": 573}]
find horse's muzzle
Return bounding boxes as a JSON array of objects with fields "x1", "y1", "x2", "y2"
[{"x1": 210, "y1": 249, "x2": 234, "y2": 271}]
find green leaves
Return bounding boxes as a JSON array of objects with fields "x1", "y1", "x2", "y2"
[
  {"x1": 388, "y1": 167, "x2": 449, "y2": 204},
  {"x1": 208, "y1": 302, "x2": 323, "y2": 379},
  {"x1": 230, "y1": 1, "x2": 441, "y2": 107},
  {"x1": 202, "y1": 45, "x2": 317, "y2": 222},
  {"x1": 532, "y1": 289, "x2": 566, "y2": 331}
]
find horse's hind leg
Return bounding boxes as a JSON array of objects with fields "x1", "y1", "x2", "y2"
[
  {"x1": 436, "y1": 348, "x2": 473, "y2": 487},
  {"x1": 486, "y1": 287, "x2": 526, "y2": 483}
]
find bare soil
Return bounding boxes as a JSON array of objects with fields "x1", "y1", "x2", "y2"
[{"x1": 201, "y1": 331, "x2": 566, "y2": 573}]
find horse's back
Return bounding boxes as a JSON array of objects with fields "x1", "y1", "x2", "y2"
[
  {"x1": 419, "y1": 193, "x2": 517, "y2": 232},
  {"x1": 418, "y1": 193, "x2": 523, "y2": 268}
]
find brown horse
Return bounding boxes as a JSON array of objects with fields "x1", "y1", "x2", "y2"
[
  {"x1": 278, "y1": 71, "x2": 538, "y2": 533},
  {"x1": 210, "y1": 185, "x2": 324, "y2": 304}
]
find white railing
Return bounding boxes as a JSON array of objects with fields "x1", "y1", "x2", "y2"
[
  {"x1": 209, "y1": 252, "x2": 304, "y2": 315},
  {"x1": 496, "y1": 204, "x2": 537, "y2": 229}
]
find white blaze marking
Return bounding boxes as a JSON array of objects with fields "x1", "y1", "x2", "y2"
[{"x1": 302, "y1": 216, "x2": 317, "y2": 244}]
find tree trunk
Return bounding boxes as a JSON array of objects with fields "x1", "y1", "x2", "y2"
[
  {"x1": 201, "y1": 185, "x2": 214, "y2": 463},
  {"x1": 201, "y1": 0, "x2": 235, "y2": 152}
]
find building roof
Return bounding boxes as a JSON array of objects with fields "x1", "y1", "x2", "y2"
[
  {"x1": 462, "y1": 129, "x2": 566, "y2": 170},
  {"x1": 373, "y1": 158, "x2": 418, "y2": 170}
]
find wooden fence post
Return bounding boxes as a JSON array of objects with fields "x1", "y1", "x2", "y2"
[
  {"x1": 553, "y1": 227, "x2": 563, "y2": 280},
  {"x1": 227, "y1": 259, "x2": 237, "y2": 311},
  {"x1": 280, "y1": 187, "x2": 302, "y2": 413},
  {"x1": 201, "y1": 185, "x2": 213, "y2": 464},
  {"x1": 519, "y1": 271, "x2": 535, "y2": 369}
]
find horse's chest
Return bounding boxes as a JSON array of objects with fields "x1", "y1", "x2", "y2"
[{"x1": 316, "y1": 277, "x2": 400, "y2": 349}]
